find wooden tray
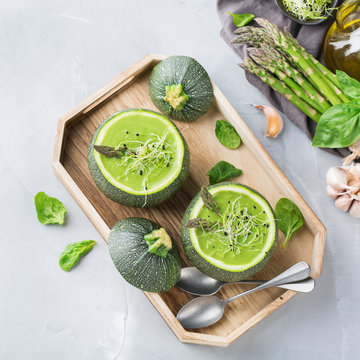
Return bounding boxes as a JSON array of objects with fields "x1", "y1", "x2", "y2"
[{"x1": 53, "y1": 54, "x2": 326, "y2": 347}]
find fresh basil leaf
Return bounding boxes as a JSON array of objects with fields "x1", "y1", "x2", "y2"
[
  {"x1": 227, "y1": 12, "x2": 254, "y2": 27},
  {"x1": 275, "y1": 198, "x2": 303, "y2": 248},
  {"x1": 215, "y1": 120, "x2": 241, "y2": 149},
  {"x1": 337, "y1": 70, "x2": 360, "y2": 99},
  {"x1": 59, "y1": 240, "x2": 97, "y2": 272},
  {"x1": 312, "y1": 99, "x2": 360, "y2": 148},
  {"x1": 206, "y1": 161, "x2": 242, "y2": 185},
  {"x1": 34, "y1": 192, "x2": 67, "y2": 225}
]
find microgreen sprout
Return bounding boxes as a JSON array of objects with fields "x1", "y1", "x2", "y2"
[
  {"x1": 282, "y1": 0, "x2": 332, "y2": 21},
  {"x1": 114, "y1": 130, "x2": 174, "y2": 181},
  {"x1": 191, "y1": 196, "x2": 269, "y2": 257}
]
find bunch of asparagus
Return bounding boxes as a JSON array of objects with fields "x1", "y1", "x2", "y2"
[{"x1": 232, "y1": 18, "x2": 350, "y2": 123}]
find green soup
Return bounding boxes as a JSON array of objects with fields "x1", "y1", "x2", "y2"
[
  {"x1": 189, "y1": 184, "x2": 276, "y2": 272},
  {"x1": 94, "y1": 110, "x2": 185, "y2": 195}
]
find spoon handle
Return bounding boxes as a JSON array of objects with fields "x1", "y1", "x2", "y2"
[
  {"x1": 236, "y1": 277, "x2": 314, "y2": 293},
  {"x1": 223, "y1": 261, "x2": 310, "y2": 305}
]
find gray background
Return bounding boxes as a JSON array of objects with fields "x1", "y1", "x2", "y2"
[{"x1": 1, "y1": 1, "x2": 359, "y2": 359}]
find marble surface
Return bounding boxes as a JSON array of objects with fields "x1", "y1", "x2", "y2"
[{"x1": 1, "y1": 0, "x2": 359, "y2": 359}]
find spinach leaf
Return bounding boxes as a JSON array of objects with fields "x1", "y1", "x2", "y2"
[
  {"x1": 215, "y1": 120, "x2": 241, "y2": 149},
  {"x1": 59, "y1": 240, "x2": 97, "y2": 272},
  {"x1": 337, "y1": 70, "x2": 360, "y2": 99},
  {"x1": 312, "y1": 99, "x2": 360, "y2": 148},
  {"x1": 275, "y1": 198, "x2": 303, "y2": 248},
  {"x1": 206, "y1": 161, "x2": 242, "y2": 185},
  {"x1": 227, "y1": 12, "x2": 254, "y2": 27},
  {"x1": 34, "y1": 192, "x2": 67, "y2": 225}
]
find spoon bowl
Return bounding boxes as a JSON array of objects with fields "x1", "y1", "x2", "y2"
[
  {"x1": 177, "y1": 295, "x2": 225, "y2": 329},
  {"x1": 177, "y1": 267, "x2": 315, "y2": 296}
]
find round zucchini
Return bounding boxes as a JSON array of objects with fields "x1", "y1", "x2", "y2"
[
  {"x1": 181, "y1": 183, "x2": 278, "y2": 282},
  {"x1": 87, "y1": 109, "x2": 190, "y2": 207},
  {"x1": 149, "y1": 56, "x2": 214, "y2": 122},
  {"x1": 108, "y1": 218, "x2": 181, "y2": 292}
]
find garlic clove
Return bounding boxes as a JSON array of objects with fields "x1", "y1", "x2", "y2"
[
  {"x1": 335, "y1": 194, "x2": 353, "y2": 212},
  {"x1": 347, "y1": 163, "x2": 360, "y2": 179},
  {"x1": 326, "y1": 185, "x2": 343, "y2": 199},
  {"x1": 326, "y1": 166, "x2": 354, "y2": 190},
  {"x1": 253, "y1": 104, "x2": 283, "y2": 138},
  {"x1": 347, "y1": 178, "x2": 360, "y2": 195},
  {"x1": 349, "y1": 200, "x2": 360, "y2": 218}
]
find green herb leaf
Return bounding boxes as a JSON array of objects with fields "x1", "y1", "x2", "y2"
[
  {"x1": 206, "y1": 161, "x2": 242, "y2": 185},
  {"x1": 312, "y1": 99, "x2": 360, "y2": 148},
  {"x1": 337, "y1": 70, "x2": 360, "y2": 99},
  {"x1": 215, "y1": 120, "x2": 241, "y2": 149},
  {"x1": 34, "y1": 192, "x2": 67, "y2": 225},
  {"x1": 227, "y1": 12, "x2": 254, "y2": 27},
  {"x1": 275, "y1": 198, "x2": 303, "y2": 248},
  {"x1": 59, "y1": 240, "x2": 96, "y2": 272}
]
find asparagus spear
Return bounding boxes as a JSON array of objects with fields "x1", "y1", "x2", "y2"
[
  {"x1": 255, "y1": 18, "x2": 343, "y2": 106},
  {"x1": 239, "y1": 58, "x2": 321, "y2": 123},
  {"x1": 248, "y1": 48, "x2": 328, "y2": 113},
  {"x1": 259, "y1": 44, "x2": 331, "y2": 111},
  {"x1": 282, "y1": 28, "x2": 350, "y2": 103},
  {"x1": 232, "y1": 29, "x2": 331, "y2": 112}
]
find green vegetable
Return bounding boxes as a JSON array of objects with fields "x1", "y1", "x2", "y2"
[
  {"x1": 181, "y1": 183, "x2": 278, "y2": 282},
  {"x1": 206, "y1": 161, "x2": 242, "y2": 185},
  {"x1": 248, "y1": 47, "x2": 331, "y2": 113},
  {"x1": 108, "y1": 218, "x2": 181, "y2": 292},
  {"x1": 311, "y1": 71, "x2": 360, "y2": 148},
  {"x1": 240, "y1": 58, "x2": 321, "y2": 123},
  {"x1": 255, "y1": 18, "x2": 342, "y2": 106},
  {"x1": 337, "y1": 70, "x2": 360, "y2": 99},
  {"x1": 59, "y1": 240, "x2": 96, "y2": 271},
  {"x1": 312, "y1": 99, "x2": 360, "y2": 148},
  {"x1": 233, "y1": 18, "x2": 351, "y2": 124},
  {"x1": 281, "y1": 0, "x2": 331, "y2": 21},
  {"x1": 34, "y1": 192, "x2": 67, "y2": 225},
  {"x1": 227, "y1": 12, "x2": 254, "y2": 27},
  {"x1": 215, "y1": 120, "x2": 241, "y2": 149},
  {"x1": 275, "y1": 198, "x2": 303, "y2": 248},
  {"x1": 148, "y1": 56, "x2": 214, "y2": 122}
]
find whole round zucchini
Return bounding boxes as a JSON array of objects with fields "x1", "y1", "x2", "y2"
[
  {"x1": 149, "y1": 56, "x2": 214, "y2": 122},
  {"x1": 181, "y1": 183, "x2": 277, "y2": 282},
  {"x1": 87, "y1": 109, "x2": 190, "y2": 207},
  {"x1": 108, "y1": 217, "x2": 181, "y2": 292}
]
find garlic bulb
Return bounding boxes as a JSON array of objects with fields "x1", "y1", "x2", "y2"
[{"x1": 326, "y1": 163, "x2": 360, "y2": 217}]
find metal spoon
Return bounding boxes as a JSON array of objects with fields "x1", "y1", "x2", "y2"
[
  {"x1": 177, "y1": 262, "x2": 311, "y2": 329},
  {"x1": 177, "y1": 267, "x2": 315, "y2": 296}
]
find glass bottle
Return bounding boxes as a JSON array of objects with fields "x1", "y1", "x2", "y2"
[{"x1": 323, "y1": 0, "x2": 360, "y2": 80}]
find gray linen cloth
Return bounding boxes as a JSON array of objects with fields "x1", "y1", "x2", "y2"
[{"x1": 217, "y1": 0, "x2": 349, "y2": 157}]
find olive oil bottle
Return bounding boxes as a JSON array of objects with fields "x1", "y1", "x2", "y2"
[{"x1": 323, "y1": 0, "x2": 360, "y2": 80}]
